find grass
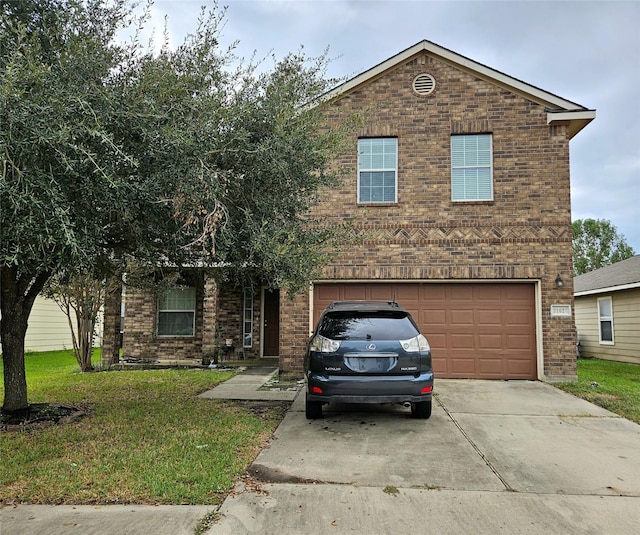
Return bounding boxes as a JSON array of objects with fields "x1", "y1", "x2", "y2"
[
  {"x1": 554, "y1": 358, "x2": 640, "y2": 424},
  {"x1": 0, "y1": 350, "x2": 288, "y2": 505}
]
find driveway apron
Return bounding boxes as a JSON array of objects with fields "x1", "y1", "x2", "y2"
[{"x1": 211, "y1": 379, "x2": 640, "y2": 535}]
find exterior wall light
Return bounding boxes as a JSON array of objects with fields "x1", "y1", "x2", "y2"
[{"x1": 555, "y1": 274, "x2": 564, "y2": 288}]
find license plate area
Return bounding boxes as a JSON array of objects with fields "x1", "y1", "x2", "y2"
[{"x1": 344, "y1": 353, "x2": 398, "y2": 373}]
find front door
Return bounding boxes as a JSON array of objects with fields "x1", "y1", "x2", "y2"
[{"x1": 263, "y1": 289, "x2": 280, "y2": 356}]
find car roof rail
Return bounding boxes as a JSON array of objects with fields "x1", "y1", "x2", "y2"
[{"x1": 327, "y1": 300, "x2": 400, "y2": 309}]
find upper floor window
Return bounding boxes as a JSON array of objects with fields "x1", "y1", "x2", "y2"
[
  {"x1": 358, "y1": 138, "x2": 397, "y2": 203},
  {"x1": 597, "y1": 297, "x2": 614, "y2": 344},
  {"x1": 451, "y1": 134, "x2": 493, "y2": 201},
  {"x1": 157, "y1": 287, "x2": 196, "y2": 337}
]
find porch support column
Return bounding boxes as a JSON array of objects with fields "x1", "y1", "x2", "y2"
[{"x1": 202, "y1": 276, "x2": 219, "y2": 358}]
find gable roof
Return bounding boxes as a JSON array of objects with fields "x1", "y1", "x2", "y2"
[
  {"x1": 574, "y1": 255, "x2": 640, "y2": 296},
  {"x1": 322, "y1": 40, "x2": 595, "y2": 139}
]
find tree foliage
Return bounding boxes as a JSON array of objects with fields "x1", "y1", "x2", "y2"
[
  {"x1": 0, "y1": 0, "x2": 354, "y2": 411},
  {"x1": 572, "y1": 219, "x2": 635, "y2": 275}
]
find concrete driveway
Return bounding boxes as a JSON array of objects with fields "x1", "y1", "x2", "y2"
[{"x1": 211, "y1": 380, "x2": 640, "y2": 535}]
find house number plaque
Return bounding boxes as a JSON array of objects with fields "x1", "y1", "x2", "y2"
[{"x1": 550, "y1": 304, "x2": 572, "y2": 317}]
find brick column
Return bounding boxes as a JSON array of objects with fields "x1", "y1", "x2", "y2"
[{"x1": 202, "y1": 277, "x2": 219, "y2": 358}]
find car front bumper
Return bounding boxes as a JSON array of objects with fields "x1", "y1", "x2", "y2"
[{"x1": 306, "y1": 371, "x2": 434, "y2": 404}]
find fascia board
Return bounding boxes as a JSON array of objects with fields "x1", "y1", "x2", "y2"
[{"x1": 575, "y1": 281, "x2": 640, "y2": 297}]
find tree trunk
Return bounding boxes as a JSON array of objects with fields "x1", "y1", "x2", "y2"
[{"x1": 1, "y1": 266, "x2": 49, "y2": 412}]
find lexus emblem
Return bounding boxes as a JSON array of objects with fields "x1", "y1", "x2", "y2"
[{"x1": 366, "y1": 343, "x2": 377, "y2": 351}]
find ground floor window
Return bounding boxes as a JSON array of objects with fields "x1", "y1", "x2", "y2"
[
  {"x1": 157, "y1": 287, "x2": 196, "y2": 336},
  {"x1": 243, "y1": 289, "x2": 253, "y2": 348},
  {"x1": 597, "y1": 296, "x2": 614, "y2": 344}
]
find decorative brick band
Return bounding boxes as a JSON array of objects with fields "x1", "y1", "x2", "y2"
[
  {"x1": 355, "y1": 223, "x2": 571, "y2": 244},
  {"x1": 319, "y1": 263, "x2": 546, "y2": 281}
]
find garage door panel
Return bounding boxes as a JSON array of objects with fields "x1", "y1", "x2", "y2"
[
  {"x1": 478, "y1": 358, "x2": 505, "y2": 375},
  {"x1": 505, "y1": 309, "x2": 533, "y2": 326},
  {"x1": 313, "y1": 282, "x2": 536, "y2": 380},
  {"x1": 450, "y1": 333, "x2": 474, "y2": 349},
  {"x1": 423, "y1": 310, "x2": 446, "y2": 326},
  {"x1": 450, "y1": 309, "x2": 474, "y2": 325},
  {"x1": 449, "y1": 357, "x2": 477, "y2": 376},
  {"x1": 506, "y1": 359, "x2": 535, "y2": 378},
  {"x1": 506, "y1": 334, "x2": 533, "y2": 350},
  {"x1": 449, "y1": 285, "x2": 474, "y2": 301},
  {"x1": 478, "y1": 334, "x2": 503, "y2": 349},
  {"x1": 477, "y1": 309, "x2": 502, "y2": 326}
]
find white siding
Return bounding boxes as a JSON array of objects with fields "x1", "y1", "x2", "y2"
[
  {"x1": 0, "y1": 296, "x2": 104, "y2": 353},
  {"x1": 25, "y1": 297, "x2": 74, "y2": 352},
  {"x1": 575, "y1": 288, "x2": 640, "y2": 365}
]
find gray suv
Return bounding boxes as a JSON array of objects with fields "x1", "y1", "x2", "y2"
[{"x1": 304, "y1": 300, "x2": 434, "y2": 419}]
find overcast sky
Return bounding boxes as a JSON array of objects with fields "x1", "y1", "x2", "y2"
[{"x1": 145, "y1": 0, "x2": 640, "y2": 252}]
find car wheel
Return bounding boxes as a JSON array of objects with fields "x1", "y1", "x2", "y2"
[
  {"x1": 305, "y1": 394, "x2": 323, "y2": 419},
  {"x1": 411, "y1": 400, "x2": 432, "y2": 419}
]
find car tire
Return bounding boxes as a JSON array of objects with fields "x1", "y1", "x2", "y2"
[
  {"x1": 411, "y1": 400, "x2": 432, "y2": 419},
  {"x1": 305, "y1": 394, "x2": 323, "y2": 419}
]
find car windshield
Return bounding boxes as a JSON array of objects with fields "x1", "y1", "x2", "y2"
[{"x1": 318, "y1": 311, "x2": 419, "y2": 340}]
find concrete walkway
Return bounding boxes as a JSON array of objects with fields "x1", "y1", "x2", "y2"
[
  {"x1": 198, "y1": 366, "x2": 299, "y2": 402},
  {"x1": 2, "y1": 374, "x2": 640, "y2": 535}
]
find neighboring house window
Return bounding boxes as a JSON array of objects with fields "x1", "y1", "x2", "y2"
[
  {"x1": 243, "y1": 290, "x2": 253, "y2": 348},
  {"x1": 597, "y1": 297, "x2": 614, "y2": 344},
  {"x1": 451, "y1": 134, "x2": 493, "y2": 201},
  {"x1": 358, "y1": 137, "x2": 398, "y2": 203},
  {"x1": 157, "y1": 287, "x2": 196, "y2": 336}
]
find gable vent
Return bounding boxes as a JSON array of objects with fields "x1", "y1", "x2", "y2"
[{"x1": 413, "y1": 73, "x2": 436, "y2": 96}]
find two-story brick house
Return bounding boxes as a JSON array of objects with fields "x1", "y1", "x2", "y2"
[{"x1": 120, "y1": 40, "x2": 594, "y2": 381}]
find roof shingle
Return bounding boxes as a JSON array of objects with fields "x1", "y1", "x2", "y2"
[{"x1": 574, "y1": 255, "x2": 640, "y2": 294}]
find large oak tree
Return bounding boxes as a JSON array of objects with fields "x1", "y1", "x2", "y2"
[{"x1": 1, "y1": 0, "x2": 351, "y2": 411}]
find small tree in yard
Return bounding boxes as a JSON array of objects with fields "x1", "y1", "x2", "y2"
[
  {"x1": 1, "y1": 0, "x2": 353, "y2": 412},
  {"x1": 43, "y1": 272, "x2": 114, "y2": 372},
  {"x1": 572, "y1": 219, "x2": 635, "y2": 275}
]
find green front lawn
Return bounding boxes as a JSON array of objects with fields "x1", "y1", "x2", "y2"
[
  {"x1": 0, "y1": 350, "x2": 287, "y2": 504},
  {"x1": 555, "y1": 358, "x2": 640, "y2": 424}
]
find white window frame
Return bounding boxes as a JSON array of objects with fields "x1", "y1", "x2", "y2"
[
  {"x1": 157, "y1": 287, "x2": 196, "y2": 337},
  {"x1": 357, "y1": 137, "x2": 398, "y2": 204},
  {"x1": 597, "y1": 296, "x2": 614, "y2": 345},
  {"x1": 243, "y1": 289, "x2": 253, "y2": 348},
  {"x1": 451, "y1": 134, "x2": 493, "y2": 201}
]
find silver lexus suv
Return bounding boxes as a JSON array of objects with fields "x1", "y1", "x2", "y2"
[{"x1": 304, "y1": 300, "x2": 434, "y2": 419}]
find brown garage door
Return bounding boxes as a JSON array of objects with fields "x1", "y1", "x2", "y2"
[{"x1": 313, "y1": 283, "x2": 536, "y2": 380}]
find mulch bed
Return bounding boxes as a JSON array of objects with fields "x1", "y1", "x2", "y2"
[{"x1": 1, "y1": 403, "x2": 86, "y2": 432}]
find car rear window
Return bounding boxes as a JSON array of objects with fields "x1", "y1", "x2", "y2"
[{"x1": 318, "y1": 311, "x2": 419, "y2": 340}]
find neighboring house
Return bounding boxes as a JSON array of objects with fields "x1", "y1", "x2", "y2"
[
  {"x1": 0, "y1": 296, "x2": 104, "y2": 354},
  {"x1": 574, "y1": 255, "x2": 640, "y2": 365},
  {"x1": 119, "y1": 40, "x2": 595, "y2": 381},
  {"x1": 26, "y1": 296, "x2": 74, "y2": 352},
  {"x1": 0, "y1": 296, "x2": 72, "y2": 353}
]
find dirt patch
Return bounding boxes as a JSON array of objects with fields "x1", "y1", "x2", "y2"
[
  {"x1": 1, "y1": 403, "x2": 86, "y2": 432},
  {"x1": 248, "y1": 463, "x2": 324, "y2": 485}
]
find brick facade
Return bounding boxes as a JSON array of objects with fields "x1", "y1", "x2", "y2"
[
  {"x1": 123, "y1": 277, "x2": 263, "y2": 363},
  {"x1": 276, "y1": 49, "x2": 582, "y2": 381},
  {"x1": 122, "y1": 42, "x2": 592, "y2": 382}
]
